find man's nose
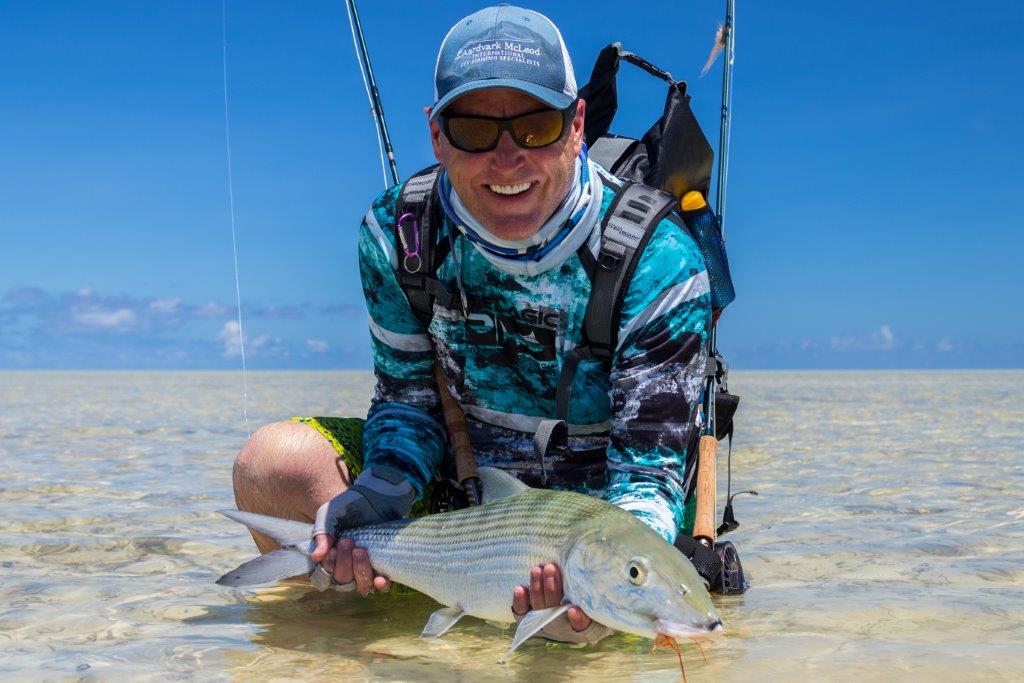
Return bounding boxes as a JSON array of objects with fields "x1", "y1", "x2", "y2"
[{"x1": 490, "y1": 130, "x2": 525, "y2": 167}]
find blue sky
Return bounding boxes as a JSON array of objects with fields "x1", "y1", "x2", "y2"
[{"x1": 2, "y1": 1, "x2": 1022, "y2": 369}]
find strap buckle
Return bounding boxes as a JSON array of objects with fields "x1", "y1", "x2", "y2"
[{"x1": 597, "y1": 240, "x2": 626, "y2": 271}]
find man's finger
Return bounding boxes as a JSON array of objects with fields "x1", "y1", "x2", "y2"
[
  {"x1": 542, "y1": 564, "x2": 563, "y2": 605},
  {"x1": 512, "y1": 585, "x2": 529, "y2": 616},
  {"x1": 352, "y1": 547, "x2": 375, "y2": 594},
  {"x1": 373, "y1": 575, "x2": 391, "y2": 592},
  {"x1": 334, "y1": 537, "x2": 355, "y2": 585},
  {"x1": 323, "y1": 548, "x2": 337, "y2": 574},
  {"x1": 567, "y1": 605, "x2": 592, "y2": 632},
  {"x1": 311, "y1": 533, "x2": 332, "y2": 563},
  {"x1": 529, "y1": 565, "x2": 545, "y2": 610}
]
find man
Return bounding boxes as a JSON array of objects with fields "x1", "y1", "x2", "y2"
[{"x1": 233, "y1": 5, "x2": 712, "y2": 644}]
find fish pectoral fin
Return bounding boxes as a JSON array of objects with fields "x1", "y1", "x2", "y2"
[
  {"x1": 421, "y1": 605, "x2": 466, "y2": 639},
  {"x1": 500, "y1": 604, "x2": 571, "y2": 662}
]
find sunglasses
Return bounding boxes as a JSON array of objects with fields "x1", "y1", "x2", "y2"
[{"x1": 438, "y1": 101, "x2": 578, "y2": 153}]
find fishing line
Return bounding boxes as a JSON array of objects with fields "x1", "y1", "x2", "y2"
[
  {"x1": 221, "y1": 0, "x2": 250, "y2": 435},
  {"x1": 343, "y1": 0, "x2": 390, "y2": 188}
]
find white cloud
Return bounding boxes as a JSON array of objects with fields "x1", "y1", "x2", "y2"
[
  {"x1": 936, "y1": 337, "x2": 955, "y2": 352},
  {"x1": 217, "y1": 320, "x2": 243, "y2": 357},
  {"x1": 149, "y1": 297, "x2": 182, "y2": 314},
  {"x1": 249, "y1": 334, "x2": 272, "y2": 350},
  {"x1": 830, "y1": 325, "x2": 897, "y2": 352},
  {"x1": 307, "y1": 338, "x2": 328, "y2": 352},
  {"x1": 195, "y1": 301, "x2": 231, "y2": 318},
  {"x1": 76, "y1": 284, "x2": 94, "y2": 298},
  {"x1": 878, "y1": 324, "x2": 894, "y2": 350},
  {"x1": 72, "y1": 307, "x2": 136, "y2": 331}
]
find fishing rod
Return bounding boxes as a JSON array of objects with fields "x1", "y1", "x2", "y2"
[
  {"x1": 693, "y1": 0, "x2": 736, "y2": 548},
  {"x1": 344, "y1": 0, "x2": 400, "y2": 187},
  {"x1": 343, "y1": 0, "x2": 482, "y2": 506}
]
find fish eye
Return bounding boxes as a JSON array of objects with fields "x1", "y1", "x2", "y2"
[{"x1": 626, "y1": 556, "x2": 649, "y2": 586}]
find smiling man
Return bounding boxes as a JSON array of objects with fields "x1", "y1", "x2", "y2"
[{"x1": 232, "y1": 5, "x2": 713, "y2": 644}]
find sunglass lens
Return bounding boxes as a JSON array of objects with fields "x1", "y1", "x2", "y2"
[
  {"x1": 446, "y1": 118, "x2": 501, "y2": 152},
  {"x1": 512, "y1": 109, "x2": 565, "y2": 148}
]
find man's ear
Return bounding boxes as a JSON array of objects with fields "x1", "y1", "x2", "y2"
[
  {"x1": 571, "y1": 98, "x2": 587, "y2": 155},
  {"x1": 428, "y1": 114, "x2": 445, "y2": 163}
]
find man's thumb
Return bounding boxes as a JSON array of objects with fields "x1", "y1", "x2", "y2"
[{"x1": 310, "y1": 533, "x2": 333, "y2": 562}]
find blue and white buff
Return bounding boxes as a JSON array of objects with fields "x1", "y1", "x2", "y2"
[{"x1": 438, "y1": 149, "x2": 604, "y2": 276}]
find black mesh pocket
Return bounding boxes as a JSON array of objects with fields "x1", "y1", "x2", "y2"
[{"x1": 683, "y1": 207, "x2": 735, "y2": 312}]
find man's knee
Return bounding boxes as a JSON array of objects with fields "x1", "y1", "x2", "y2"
[
  {"x1": 232, "y1": 420, "x2": 349, "y2": 519},
  {"x1": 233, "y1": 421, "x2": 295, "y2": 490}
]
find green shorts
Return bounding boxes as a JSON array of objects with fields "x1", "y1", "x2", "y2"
[{"x1": 290, "y1": 416, "x2": 433, "y2": 517}]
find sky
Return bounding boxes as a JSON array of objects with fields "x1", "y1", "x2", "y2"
[{"x1": 1, "y1": 1, "x2": 1022, "y2": 370}]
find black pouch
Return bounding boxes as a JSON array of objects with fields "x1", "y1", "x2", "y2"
[
  {"x1": 580, "y1": 43, "x2": 714, "y2": 199},
  {"x1": 580, "y1": 43, "x2": 735, "y2": 312}
]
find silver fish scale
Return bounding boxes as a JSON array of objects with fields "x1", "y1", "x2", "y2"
[{"x1": 342, "y1": 489, "x2": 615, "y2": 623}]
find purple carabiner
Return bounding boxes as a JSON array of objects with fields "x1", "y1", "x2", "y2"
[{"x1": 396, "y1": 212, "x2": 422, "y2": 274}]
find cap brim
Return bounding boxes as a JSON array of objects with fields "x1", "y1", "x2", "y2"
[{"x1": 430, "y1": 79, "x2": 575, "y2": 120}]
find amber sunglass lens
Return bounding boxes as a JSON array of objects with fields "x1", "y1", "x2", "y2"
[
  {"x1": 447, "y1": 118, "x2": 501, "y2": 152},
  {"x1": 512, "y1": 109, "x2": 564, "y2": 148}
]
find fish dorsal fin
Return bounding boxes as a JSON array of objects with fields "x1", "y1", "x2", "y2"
[
  {"x1": 478, "y1": 466, "x2": 530, "y2": 504},
  {"x1": 421, "y1": 605, "x2": 466, "y2": 639},
  {"x1": 500, "y1": 605, "x2": 570, "y2": 662},
  {"x1": 218, "y1": 509, "x2": 313, "y2": 549}
]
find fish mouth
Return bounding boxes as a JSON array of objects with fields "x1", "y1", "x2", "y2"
[{"x1": 655, "y1": 618, "x2": 723, "y2": 637}]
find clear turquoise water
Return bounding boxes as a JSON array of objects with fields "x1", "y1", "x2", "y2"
[{"x1": 1, "y1": 370, "x2": 1021, "y2": 681}]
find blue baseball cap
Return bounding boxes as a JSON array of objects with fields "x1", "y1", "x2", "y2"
[{"x1": 430, "y1": 5, "x2": 577, "y2": 120}]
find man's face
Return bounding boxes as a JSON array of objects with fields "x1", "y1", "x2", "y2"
[{"x1": 428, "y1": 88, "x2": 586, "y2": 241}]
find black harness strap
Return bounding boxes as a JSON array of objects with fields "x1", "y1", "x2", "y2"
[
  {"x1": 555, "y1": 182, "x2": 676, "y2": 421},
  {"x1": 534, "y1": 182, "x2": 675, "y2": 475},
  {"x1": 394, "y1": 165, "x2": 450, "y2": 324}
]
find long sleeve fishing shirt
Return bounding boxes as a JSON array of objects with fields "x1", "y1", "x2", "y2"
[{"x1": 357, "y1": 166, "x2": 712, "y2": 543}]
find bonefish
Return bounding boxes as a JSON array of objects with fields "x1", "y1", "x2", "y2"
[{"x1": 217, "y1": 466, "x2": 721, "y2": 658}]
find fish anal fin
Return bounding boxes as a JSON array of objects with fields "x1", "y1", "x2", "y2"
[
  {"x1": 421, "y1": 605, "x2": 465, "y2": 639},
  {"x1": 500, "y1": 604, "x2": 570, "y2": 662},
  {"x1": 478, "y1": 466, "x2": 530, "y2": 505}
]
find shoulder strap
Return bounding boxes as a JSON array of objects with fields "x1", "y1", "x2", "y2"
[
  {"x1": 394, "y1": 164, "x2": 452, "y2": 325},
  {"x1": 537, "y1": 182, "x2": 675, "y2": 473},
  {"x1": 556, "y1": 182, "x2": 676, "y2": 421},
  {"x1": 582, "y1": 182, "x2": 677, "y2": 360}
]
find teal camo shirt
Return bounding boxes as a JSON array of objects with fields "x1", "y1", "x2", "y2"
[{"x1": 357, "y1": 165, "x2": 712, "y2": 543}]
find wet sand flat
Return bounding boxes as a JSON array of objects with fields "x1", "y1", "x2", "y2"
[{"x1": 1, "y1": 370, "x2": 1021, "y2": 681}]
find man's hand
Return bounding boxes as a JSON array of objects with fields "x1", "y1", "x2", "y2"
[
  {"x1": 512, "y1": 563, "x2": 592, "y2": 631},
  {"x1": 311, "y1": 536, "x2": 390, "y2": 593},
  {"x1": 308, "y1": 465, "x2": 414, "y2": 594}
]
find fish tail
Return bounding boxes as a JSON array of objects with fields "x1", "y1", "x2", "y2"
[
  {"x1": 216, "y1": 548, "x2": 315, "y2": 587},
  {"x1": 218, "y1": 508, "x2": 314, "y2": 548}
]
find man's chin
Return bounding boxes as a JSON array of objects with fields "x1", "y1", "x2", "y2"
[{"x1": 476, "y1": 213, "x2": 544, "y2": 241}]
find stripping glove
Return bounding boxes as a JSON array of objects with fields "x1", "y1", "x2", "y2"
[{"x1": 313, "y1": 465, "x2": 415, "y2": 538}]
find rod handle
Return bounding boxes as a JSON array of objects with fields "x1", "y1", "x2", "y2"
[
  {"x1": 433, "y1": 364, "x2": 478, "y2": 491},
  {"x1": 693, "y1": 434, "x2": 718, "y2": 543}
]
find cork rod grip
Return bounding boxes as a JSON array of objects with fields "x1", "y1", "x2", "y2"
[{"x1": 692, "y1": 434, "x2": 718, "y2": 543}]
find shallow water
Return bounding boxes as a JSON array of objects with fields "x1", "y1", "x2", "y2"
[{"x1": 1, "y1": 370, "x2": 1021, "y2": 681}]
